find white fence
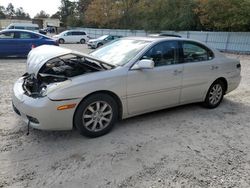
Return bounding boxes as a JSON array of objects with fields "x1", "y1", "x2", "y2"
[{"x1": 72, "y1": 27, "x2": 250, "y2": 53}]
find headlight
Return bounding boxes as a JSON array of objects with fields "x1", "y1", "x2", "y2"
[
  {"x1": 40, "y1": 86, "x2": 47, "y2": 96},
  {"x1": 39, "y1": 80, "x2": 71, "y2": 97}
]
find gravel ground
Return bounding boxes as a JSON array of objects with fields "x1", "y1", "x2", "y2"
[{"x1": 0, "y1": 44, "x2": 250, "y2": 188}]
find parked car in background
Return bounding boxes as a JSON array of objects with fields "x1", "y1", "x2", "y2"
[
  {"x1": 12, "y1": 37, "x2": 241, "y2": 137},
  {"x1": 0, "y1": 29, "x2": 58, "y2": 57},
  {"x1": 87, "y1": 35, "x2": 122, "y2": 48},
  {"x1": 39, "y1": 29, "x2": 47, "y2": 35},
  {"x1": 7, "y1": 23, "x2": 39, "y2": 33},
  {"x1": 53, "y1": 30, "x2": 89, "y2": 44}
]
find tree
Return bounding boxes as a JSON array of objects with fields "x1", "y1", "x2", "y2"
[
  {"x1": 59, "y1": 0, "x2": 77, "y2": 26},
  {"x1": 0, "y1": 6, "x2": 6, "y2": 18},
  {"x1": 5, "y1": 3, "x2": 15, "y2": 18},
  {"x1": 15, "y1": 7, "x2": 30, "y2": 19},
  {"x1": 51, "y1": 11, "x2": 60, "y2": 19},
  {"x1": 195, "y1": 0, "x2": 250, "y2": 31},
  {"x1": 34, "y1": 10, "x2": 50, "y2": 18},
  {"x1": 85, "y1": 0, "x2": 124, "y2": 28}
]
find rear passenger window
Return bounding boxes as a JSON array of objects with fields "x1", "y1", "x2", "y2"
[
  {"x1": 72, "y1": 32, "x2": 86, "y2": 35},
  {"x1": 19, "y1": 33, "x2": 32, "y2": 39},
  {"x1": 182, "y1": 42, "x2": 214, "y2": 63},
  {"x1": 141, "y1": 41, "x2": 179, "y2": 67},
  {"x1": 31, "y1": 34, "x2": 40, "y2": 39},
  {"x1": 15, "y1": 26, "x2": 25, "y2": 29},
  {"x1": 0, "y1": 32, "x2": 14, "y2": 39}
]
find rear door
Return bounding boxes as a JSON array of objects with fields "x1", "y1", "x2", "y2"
[
  {"x1": 180, "y1": 41, "x2": 217, "y2": 103},
  {"x1": 14, "y1": 32, "x2": 38, "y2": 55}
]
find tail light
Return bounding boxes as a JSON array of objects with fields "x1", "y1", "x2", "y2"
[{"x1": 31, "y1": 44, "x2": 36, "y2": 49}]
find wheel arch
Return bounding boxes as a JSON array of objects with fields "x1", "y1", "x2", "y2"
[
  {"x1": 80, "y1": 38, "x2": 86, "y2": 43},
  {"x1": 213, "y1": 77, "x2": 228, "y2": 94},
  {"x1": 203, "y1": 77, "x2": 228, "y2": 101},
  {"x1": 59, "y1": 38, "x2": 65, "y2": 43},
  {"x1": 73, "y1": 90, "x2": 123, "y2": 128}
]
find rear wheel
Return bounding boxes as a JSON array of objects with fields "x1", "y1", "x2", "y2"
[
  {"x1": 74, "y1": 93, "x2": 118, "y2": 137},
  {"x1": 203, "y1": 80, "x2": 225, "y2": 108},
  {"x1": 80, "y1": 39, "x2": 86, "y2": 44},
  {"x1": 59, "y1": 38, "x2": 65, "y2": 44}
]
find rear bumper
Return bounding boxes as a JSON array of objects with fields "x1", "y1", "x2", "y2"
[
  {"x1": 226, "y1": 74, "x2": 241, "y2": 94},
  {"x1": 12, "y1": 78, "x2": 81, "y2": 130}
]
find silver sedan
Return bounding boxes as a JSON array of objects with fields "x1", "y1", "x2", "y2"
[{"x1": 12, "y1": 37, "x2": 241, "y2": 137}]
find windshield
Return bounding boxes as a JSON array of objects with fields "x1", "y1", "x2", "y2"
[
  {"x1": 97, "y1": 35, "x2": 109, "y2": 40},
  {"x1": 90, "y1": 39, "x2": 150, "y2": 66}
]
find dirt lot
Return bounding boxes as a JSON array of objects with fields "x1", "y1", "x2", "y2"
[{"x1": 0, "y1": 44, "x2": 250, "y2": 188}]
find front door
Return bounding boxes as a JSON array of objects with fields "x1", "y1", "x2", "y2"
[
  {"x1": 0, "y1": 31, "x2": 15, "y2": 56},
  {"x1": 127, "y1": 41, "x2": 183, "y2": 114}
]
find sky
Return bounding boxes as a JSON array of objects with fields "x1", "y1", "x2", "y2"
[{"x1": 0, "y1": 0, "x2": 61, "y2": 18}]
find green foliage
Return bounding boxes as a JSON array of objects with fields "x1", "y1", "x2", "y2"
[
  {"x1": 1, "y1": 0, "x2": 250, "y2": 31},
  {"x1": 196, "y1": 0, "x2": 250, "y2": 31},
  {"x1": 1, "y1": 3, "x2": 30, "y2": 19},
  {"x1": 0, "y1": 6, "x2": 6, "y2": 19},
  {"x1": 82, "y1": 0, "x2": 250, "y2": 31},
  {"x1": 34, "y1": 10, "x2": 50, "y2": 18}
]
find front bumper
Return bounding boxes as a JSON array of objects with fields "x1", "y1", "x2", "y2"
[
  {"x1": 87, "y1": 42, "x2": 97, "y2": 49},
  {"x1": 12, "y1": 78, "x2": 81, "y2": 130}
]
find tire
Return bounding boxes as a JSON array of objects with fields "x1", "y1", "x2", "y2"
[
  {"x1": 80, "y1": 39, "x2": 86, "y2": 44},
  {"x1": 74, "y1": 93, "x2": 118, "y2": 137},
  {"x1": 59, "y1": 38, "x2": 65, "y2": 44},
  {"x1": 97, "y1": 43, "x2": 103, "y2": 48},
  {"x1": 203, "y1": 80, "x2": 225, "y2": 109}
]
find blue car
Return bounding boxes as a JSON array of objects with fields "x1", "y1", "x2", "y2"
[{"x1": 0, "y1": 29, "x2": 58, "y2": 57}]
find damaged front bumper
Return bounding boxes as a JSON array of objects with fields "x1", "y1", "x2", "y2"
[{"x1": 12, "y1": 77, "x2": 81, "y2": 131}]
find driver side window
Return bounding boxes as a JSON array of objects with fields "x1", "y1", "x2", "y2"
[{"x1": 141, "y1": 41, "x2": 179, "y2": 67}]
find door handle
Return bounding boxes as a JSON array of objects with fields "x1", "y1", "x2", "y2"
[
  {"x1": 210, "y1": 65, "x2": 218, "y2": 70},
  {"x1": 173, "y1": 70, "x2": 183, "y2": 75}
]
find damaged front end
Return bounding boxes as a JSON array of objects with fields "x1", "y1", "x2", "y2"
[{"x1": 22, "y1": 52, "x2": 113, "y2": 98}]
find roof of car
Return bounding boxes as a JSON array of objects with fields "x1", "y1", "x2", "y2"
[
  {"x1": 1, "y1": 29, "x2": 40, "y2": 34},
  {"x1": 0, "y1": 29, "x2": 50, "y2": 38},
  {"x1": 123, "y1": 36, "x2": 184, "y2": 42},
  {"x1": 65, "y1": 30, "x2": 86, "y2": 32}
]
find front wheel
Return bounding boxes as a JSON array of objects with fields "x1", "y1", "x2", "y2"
[
  {"x1": 74, "y1": 94, "x2": 118, "y2": 137},
  {"x1": 203, "y1": 80, "x2": 225, "y2": 109},
  {"x1": 97, "y1": 43, "x2": 103, "y2": 48}
]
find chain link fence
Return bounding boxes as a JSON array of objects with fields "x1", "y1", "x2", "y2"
[{"x1": 70, "y1": 27, "x2": 250, "y2": 53}]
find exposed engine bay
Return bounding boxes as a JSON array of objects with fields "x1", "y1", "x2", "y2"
[{"x1": 23, "y1": 54, "x2": 111, "y2": 97}]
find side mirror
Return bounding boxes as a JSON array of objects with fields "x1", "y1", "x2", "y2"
[{"x1": 131, "y1": 59, "x2": 155, "y2": 70}]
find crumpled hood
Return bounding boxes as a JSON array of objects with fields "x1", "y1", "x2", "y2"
[{"x1": 26, "y1": 45, "x2": 72, "y2": 78}]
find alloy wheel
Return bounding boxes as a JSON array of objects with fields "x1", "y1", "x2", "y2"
[
  {"x1": 82, "y1": 101, "x2": 113, "y2": 132},
  {"x1": 208, "y1": 84, "x2": 223, "y2": 105}
]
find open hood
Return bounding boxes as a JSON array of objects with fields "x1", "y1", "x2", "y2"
[
  {"x1": 23, "y1": 45, "x2": 113, "y2": 98},
  {"x1": 26, "y1": 45, "x2": 73, "y2": 78}
]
